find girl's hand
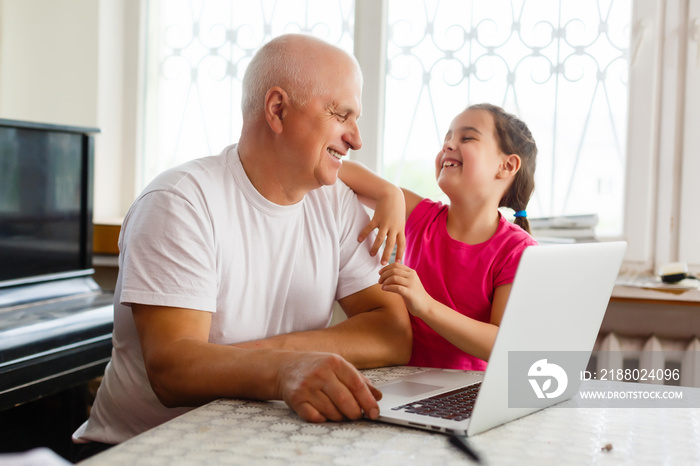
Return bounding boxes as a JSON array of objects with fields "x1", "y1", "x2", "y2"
[
  {"x1": 378, "y1": 263, "x2": 432, "y2": 318},
  {"x1": 358, "y1": 190, "x2": 406, "y2": 265}
]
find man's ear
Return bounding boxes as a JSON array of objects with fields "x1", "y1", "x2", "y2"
[
  {"x1": 498, "y1": 154, "x2": 521, "y2": 179},
  {"x1": 264, "y1": 86, "x2": 288, "y2": 134}
]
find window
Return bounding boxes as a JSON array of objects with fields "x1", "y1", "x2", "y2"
[
  {"x1": 142, "y1": 0, "x2": 354, "y2": 185},
  {"x1": 383, "y1": 0, "x2": 631, "y2": 237},
  {"x1": 141, "y1": 0, "x2": 700, "y2": 274}
]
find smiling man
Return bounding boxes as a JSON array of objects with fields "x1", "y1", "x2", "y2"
[{"x1": 72, "y1": 34, "x2": 412, "y2": 460}]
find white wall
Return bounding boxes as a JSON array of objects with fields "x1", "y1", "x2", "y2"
[
  {"x1": 0, "y1": 0, "x2": 99, "y2": 125},
  {"x1": 0, "y1": 0, "x2": 140, "y2": 221}
]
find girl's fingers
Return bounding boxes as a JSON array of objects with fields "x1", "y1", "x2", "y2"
[
  {"x1": 381, "y1": 233, "x2": 396, "y2": 265},
  {"x1": 378, "y1": 268, "x2": 410, "y2": 286},
  {"x1": 371, "y1": 228, "x2": 387, "y2": 258},
  {"x1": 380, "y1": 283, "x2": 409, "y2": 298},
  {"x1": 379, "y1": 262, "x2": 409, "y2": 276},
  {"x1": 357, "y1": 220, "x2": 378, "y2": 244},
  {"x1": 394, "y1": 233, "x2": 406, "y2": 263}
]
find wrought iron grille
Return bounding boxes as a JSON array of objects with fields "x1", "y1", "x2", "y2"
[
  {"x1": 385, "y1": 0, "x2": 631, "y2": 235},
  {"x1": 145, "y1": 0, "x2": 354, "y2": 184},
  {"x1": 147, "y1": 0, "x2": 631, "y2": 236}
]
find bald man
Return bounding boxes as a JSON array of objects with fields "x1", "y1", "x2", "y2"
[{"x1": 72, "y1": 34, "x2": 412, "y2": 458}]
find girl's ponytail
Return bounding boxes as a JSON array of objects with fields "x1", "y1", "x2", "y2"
[
  {"x1": 513, "y1": 210, "x2": 531, "y2": 235},
  {"x1": 468, "y1": 103, "x2": 537, "y2": 236}
]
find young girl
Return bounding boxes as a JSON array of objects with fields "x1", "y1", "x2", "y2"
[{"x1": 339, "y1": 103, "x2": 538, "y2": 370}]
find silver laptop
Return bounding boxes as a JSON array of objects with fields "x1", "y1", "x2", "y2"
[{"x1": 374, "y1": 241, "x2": 627, "y2": 436}]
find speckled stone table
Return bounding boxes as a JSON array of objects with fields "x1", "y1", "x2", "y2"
[{"x1": 81, "y1": 366, "x2": 700, "y2": 465}]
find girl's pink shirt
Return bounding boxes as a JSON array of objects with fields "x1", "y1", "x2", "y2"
[{"x1": 404, "y1": 199, "x2": 537, "y2": 370}]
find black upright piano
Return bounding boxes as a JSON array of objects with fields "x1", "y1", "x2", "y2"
[{"x1": 0, "y1": 119, "x2": 114, "y2": 456}]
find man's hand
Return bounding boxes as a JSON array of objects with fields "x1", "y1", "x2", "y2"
[
  {"x1": 357, "y1": 190, "x2": 406, "y2": 265},
  {"x1": 277, "y1": 352, "x2": 382, "y2": 423},
  {"x1": 378, "y1": 262, "x2": 434, "y2": 318}
]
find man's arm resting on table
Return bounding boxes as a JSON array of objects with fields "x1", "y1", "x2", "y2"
[
  {"x1": 131, "y1": 304, "x2": 383, "y2": 423},
  {"x1": 236, "y1": 284, "x2": 413, "y2": 368}
]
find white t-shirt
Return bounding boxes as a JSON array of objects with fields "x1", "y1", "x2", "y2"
[{"x1": 74, "y1": 144, "x2": 381, "y2": 444}]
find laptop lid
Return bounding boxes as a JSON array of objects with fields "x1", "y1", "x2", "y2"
[{"x1": 374, "y1": 241, "x2": 627, "y2": 436}]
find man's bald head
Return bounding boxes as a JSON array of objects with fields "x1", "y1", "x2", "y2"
[{"x1": 241, "y1": 34, "x2": 361, "y2": 122}]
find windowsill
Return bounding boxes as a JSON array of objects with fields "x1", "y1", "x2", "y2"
[
  {"x1": 612, "y1": 274, "x2": 700, "y2": 304},
  {"x1": 605, "y1": 276, "x2": 700, "y2": 341}
]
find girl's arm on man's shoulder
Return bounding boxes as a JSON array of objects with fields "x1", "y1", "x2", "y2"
[
  {"x1": 338, "y1": 161, "x2": 425, "y2": 221},
  {"x1": 338, "y1": 160, "x2": 409, "y2": 264},
  {"x1": 338, "y1": 160, "x2": 396, "y2": 209}
]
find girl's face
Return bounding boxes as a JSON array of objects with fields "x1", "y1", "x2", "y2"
[{"x1": 435, "y1": 109, "x2": 507, "y2": 203}]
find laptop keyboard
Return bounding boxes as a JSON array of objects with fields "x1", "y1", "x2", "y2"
[{"x1": 391, "y1": 382, "x2": 482, "y2": 421}]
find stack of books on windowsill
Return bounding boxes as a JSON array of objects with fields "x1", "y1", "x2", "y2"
[{"x1": 529, "y1": 214, "x2": 599, "y2": 243}]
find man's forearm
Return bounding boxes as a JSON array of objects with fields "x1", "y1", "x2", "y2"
[
  {"x1": 322, "y1": 304, "x2": 413, "y2": 368},
  {"x1": 236, "y1": 289, "x2": 412, "y2": 368},
  {"x1": 237, "y1": 310, "x2": 411, "y2": 368},
  {"x1": 132, "y1": 304, "x2": 384, "y2": 422}
]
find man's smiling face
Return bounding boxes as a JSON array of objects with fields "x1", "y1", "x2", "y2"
[{"x1": 283, "y1": 53, "x2": 363, "y2": 193}]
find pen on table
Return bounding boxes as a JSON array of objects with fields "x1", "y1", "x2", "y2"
[{"x1": 449, "y1": 434, "x2": 482, "y2": 463}]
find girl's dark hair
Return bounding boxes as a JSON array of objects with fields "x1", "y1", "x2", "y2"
[{"x1": 468, "y1": 103, "x2": 537, "y2": 234}]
